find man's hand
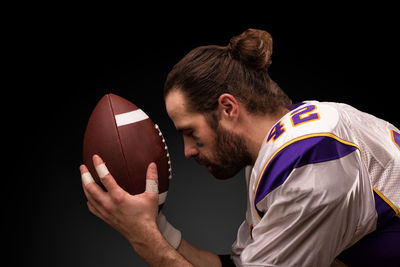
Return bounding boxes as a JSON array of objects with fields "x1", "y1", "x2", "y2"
[
  {"x1": 80, "y1": 154, "x2": 160, "y2": 246},
  {"x1": 80, "y1": 154, "x2": 219, "y2": 267}
]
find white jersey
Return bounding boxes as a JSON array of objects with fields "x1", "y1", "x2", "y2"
[{"x1": 231, "y1": 101, "x2": 400, "y2": 266}]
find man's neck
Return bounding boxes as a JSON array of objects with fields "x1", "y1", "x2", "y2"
[{"x1": 240, "y1": 108, "x2": 289, "y2": 165}]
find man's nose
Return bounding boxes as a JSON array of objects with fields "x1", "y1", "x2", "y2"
[{"x1": 183, "y1": 137, "x2": 199, "y2": 158}]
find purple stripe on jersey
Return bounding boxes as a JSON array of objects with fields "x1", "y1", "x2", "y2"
[
  {"x1": 287, "y1": 102, "x2": 305, "y2": 111},
  {"x1": 337, "y1": 198, "x2": 399, "y2": 267},
  {"x1": 392, "y1": 129, "x2": 400, "y2": 149},
  {"x1": 374, "y1": 191, "x2": 398, "y2": 229},
  {"x1": 337, "y1": 191, "x2": 400, "y2": 266},
  {"x1": 255, "y1": 136, "x2": 358, "y2": 214}
]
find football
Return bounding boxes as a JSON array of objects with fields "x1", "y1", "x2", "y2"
[{"x1": 82, "y1": 93, "x2": 171, "y2": 209}]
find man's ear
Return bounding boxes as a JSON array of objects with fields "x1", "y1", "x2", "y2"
[{"x1": 218, "y1": 93, "x2": 240, "y2": 122}]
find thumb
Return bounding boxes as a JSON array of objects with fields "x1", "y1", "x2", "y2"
[{"x1": 145, "y1": 162, "x2": 159, "y2": 194}]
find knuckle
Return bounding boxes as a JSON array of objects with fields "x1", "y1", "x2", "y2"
[
  {"x1": 101, "y1": 175, "x2": 119, "y2": 190},
  {"x1": 111, "y1": 191, "x2": 125, "y2": 204},
  {"x1": 85, "y1": 183, "x2": 98, "y2": 195},
  {"x1": 100, "y1": 175, "x2": 112, "y2": 185},
  {"x1": 102, "y1": 201, "x2": 114, "y2": 213},
  {"x1": 85, "y1": 181, "x2": 95, "y2": 190},
  {"x1": 87, "y1": 202, "x2": 101, "y2": 217},
  {"x1": 146, "y1": 192, "x2": 159, "y2": 202}
]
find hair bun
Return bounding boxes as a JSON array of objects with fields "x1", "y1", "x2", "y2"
[{"x1": 228, "y1": 28, "x2": 273, "y2": 70}]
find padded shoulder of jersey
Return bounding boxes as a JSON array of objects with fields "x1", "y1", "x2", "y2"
[
  {"x1": 254, "y1": 101, "x2": 341, "y2": 176},
  {"x1": 257, "y1": 101, "x2": 341, "y2": 167},
  {"x1": 280, "y1": 101, "x2": 340, "y2": 142},
  {"x1": 252, "y1": 101, "x2": 357, "y2": 218}
]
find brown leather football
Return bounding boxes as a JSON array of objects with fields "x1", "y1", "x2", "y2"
[{"x1": 82, "y1": 93, "x2": 171, "y2": 208}]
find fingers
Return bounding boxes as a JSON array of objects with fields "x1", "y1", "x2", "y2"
[
  {"x1": 145, "y1": 162, "x2": 159, "y2": 194},
  {"x1": 93, "y1": 154, "x2": 110, "y2": 179},
  {"x1": 80, "y1": 156, "x2": 160, "y2": 231},
  {"x1": 146, "y1": 162, "x2": 158, "y2": 180},
  {"x1": 80, "y1": 165, "x2": 94, "y2": 186},
  {"x1": 92, "y1": 155, "x2": 125, "y2": 196},
  {"x1": 80, "y1": 162, "x2": 111, "y2": 219},
  {"x1": 81, "y1": 155, "x2": 158, "y2": 215}
]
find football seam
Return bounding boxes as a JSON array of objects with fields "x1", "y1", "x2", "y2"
[
  {"x1": 154, "y1": 124, "x2": 172, "y2": 180},
  {"x1": 106, "y1": 94, "x2": 131, "y2": 187}
]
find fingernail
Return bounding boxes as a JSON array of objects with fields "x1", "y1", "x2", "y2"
[
  {"x1": 95, "y1": 163, "x2": 109, "y2": 179},
  {"x1": 82, "y1": 172, "x2": 94, "y2": 186},
  {"x1": 148, "y1": 162, "x2": 156, "y2": 169}
]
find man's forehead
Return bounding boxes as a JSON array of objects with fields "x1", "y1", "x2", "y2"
[
  {"x1": 165, "y1": 89, "x2": 204, "y2": 130},
  {"x1": 165, "y1": 89, "x2": 189, "y2": 119}
]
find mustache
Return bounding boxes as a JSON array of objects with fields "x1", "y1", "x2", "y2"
[{"x1": 194, "y1": 156, "x2": 211, "y2": 166}]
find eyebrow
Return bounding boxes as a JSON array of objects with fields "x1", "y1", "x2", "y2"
[{"x1": 176, "y1": 126, "x2": 191, "y2": 134}]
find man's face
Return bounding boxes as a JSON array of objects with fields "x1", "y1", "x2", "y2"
[{"x1": 165, "y1": 89, "x2": 251, "y2": 179}]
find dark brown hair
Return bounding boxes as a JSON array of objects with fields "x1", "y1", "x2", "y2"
[{"x1": 164, "y1": 28, "x2": 292, "y2": 118}]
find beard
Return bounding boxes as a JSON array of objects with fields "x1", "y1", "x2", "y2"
[{"x1": 196, "y1": 125, "x2": 252, "y2": 180}]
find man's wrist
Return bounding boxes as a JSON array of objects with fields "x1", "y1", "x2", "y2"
[
  {"x1": 128, "y1": 222, "x2": 191, "y2": 266},
  {"x1": 157, "y1": 211, "x2": 182, "y2": 249},
  {"x1": 127, "y1": 220, "x2": 159, "y2": 248}
]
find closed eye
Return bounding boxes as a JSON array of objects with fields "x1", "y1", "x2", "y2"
[
  {"x1": 177, "y1": 127, "x2": 202, "y2": 146},
  {"x1": 177, "y1": 128, "x2": 194, "y2": 138}
]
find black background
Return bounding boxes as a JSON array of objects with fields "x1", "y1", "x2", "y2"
[{"x1": 10, "y1": 6, "x2": 399, "y2": 266}]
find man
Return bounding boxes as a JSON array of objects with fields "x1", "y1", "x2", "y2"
[{"x1": 80, "y1": 29, "x2": 400, "y2": 266}]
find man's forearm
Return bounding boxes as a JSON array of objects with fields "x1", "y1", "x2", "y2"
[
  {"x1": 178, "y1": 239, "x2": 222, "y2": 267},
  {"x1": 129, "y1": 221, "x2": 193, "y2": 266},
  {"x1": 130, "y1": 221, "x2": 222, "y2": 267}
]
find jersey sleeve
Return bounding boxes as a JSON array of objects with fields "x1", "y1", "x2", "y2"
[{"x1": 238, "y1": 136, "x2": 378, "y2": 266}]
